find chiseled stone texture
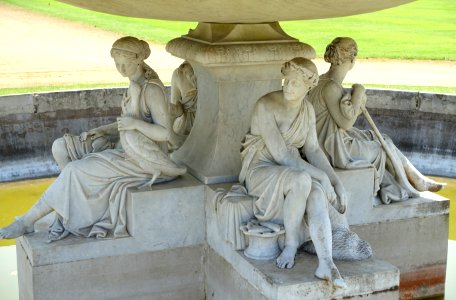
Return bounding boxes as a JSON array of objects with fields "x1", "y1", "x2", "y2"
[
  {"x1": 205, "y1": 185, "x2": 400, "y2": 300},
  {"x1": 352, "y1": 214, "x2": 449, "y2": 299},
  {"x1": 1, "y1": 88, "x2": 454, "y2": 182},
  {"x1": 335, "y1": 168, "x2": 449, "y2": 225},
  {"x1": 19, "y1": 174, "x2": 205, "y2": 266},
  {"x1": 127, "y1": 174, "x2": 206, "y2": 244},
  {"x1": 59, "y1": 0, "x2": 412, "y2": 23},
  {"x1": 0, "y1": 88, "x2": 124, "y2": 182},
  {"x1": 16, "y1": 174, "x2": 206, "y2": 300},
  {"x1": 167, "y1": 35, "x2": 316, "y2": 183},
  {"x1": 356, "y1": 89, "x2": 456, "y2": 178},
  {"x1": 17, "y1": 240, "x2": 204, "y2": 300}
]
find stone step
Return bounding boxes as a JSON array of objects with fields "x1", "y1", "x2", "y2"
[
  {"x1": 335, "y1": 168, "x2": 449, "y2": 225},
  {"x1": 205, "y1": 185, "x2": 400, "y2": 300}
]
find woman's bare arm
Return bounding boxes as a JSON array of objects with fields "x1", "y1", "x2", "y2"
[
  {"x1": 323, "y1": 81, "x2": 364, "y2": 131},
  {"x1": 118, "y1": 84, "x2": 171, "y2": 142}
]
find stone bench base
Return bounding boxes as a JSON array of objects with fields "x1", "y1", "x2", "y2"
[{"x1": 16, "y1": 171, "x2": 449, "y2": 299}]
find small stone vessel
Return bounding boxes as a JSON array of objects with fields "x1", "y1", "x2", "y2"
[{"x1": 240, "y1": 220, "x2": 285, "y2": 260}]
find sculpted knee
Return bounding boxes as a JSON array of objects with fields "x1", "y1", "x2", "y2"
[
  {"x1": 52, "y1": 137, "x2": 67, "y2": 158},
  {"x1": 294, "y1": 171, "x2": 312, "y2": 192},
  {"x1": 307, "y1": 188, "x2": 329, "y2": 216}
]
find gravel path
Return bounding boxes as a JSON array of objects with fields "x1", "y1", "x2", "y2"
[{"x1": 1, "y1": 2, "x2": 455, "y2": 89}]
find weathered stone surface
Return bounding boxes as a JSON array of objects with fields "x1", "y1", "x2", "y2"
[
  {"x1": 205, "y1": 186, "x2": 400, "y2": 300},
  {"x1": 356, "y1": 89, "x2": 456, "y2": 177},
  {"x1": 336, "y1": 167, "x2": 449, "y2": 225},
  {"x1": 17, "y1": 240, "x2": 204, "y2": 300},
  {"x1": 352, "y1": 214, "x2": 449, "y2": 299},
  {"x1": 1, "y1": 88, "x2": 454, "y2": 182},
  {"x1": 59, "y1": 0, "x2": 413, "y2": 23},
  {"x1": 18, "y1": 174, "x2": 205, "y2": 266}
]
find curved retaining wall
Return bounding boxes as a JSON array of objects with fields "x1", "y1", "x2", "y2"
[{"x1": 0, "y1": 88, "x2": 454, "y2": 182}]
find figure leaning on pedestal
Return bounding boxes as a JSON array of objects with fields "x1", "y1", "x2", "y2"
[
  {"x1": 168, "y1": 61, "x2": 197, "y2": 150},
  {"x1": 239, "y1": 57, "x2": 349, "y2": 288},
  {"x1": 0, "y1": 36, "x2": 186, "y2": 242},
  {"x1": 308, "y1": 37, "x2": 445, "y2": 204}
]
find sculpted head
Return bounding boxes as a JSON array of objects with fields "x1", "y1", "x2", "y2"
[
  {"x1": 179, "y1": 61, "x2": 197, "y2": 89},
  {"x1": 110, "y1": 36, "x2": 158, "y2": 80},
  {"x1": 281, "y1": 57, "x2": 319, "y2": 101},
  {"x1": 324, "y1": 37, "x2": 358, "y2": 66}
]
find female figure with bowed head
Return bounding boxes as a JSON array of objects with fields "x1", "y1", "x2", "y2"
[
  {"x1": 308, "y1": 37, "x2": 444, "y2": 204},
  {"x1": 0, "y1": 36, "x2": 186, "y2": 242},
  {"x1": 240, "y1": 57, "x2": 347, "y2": 287}
]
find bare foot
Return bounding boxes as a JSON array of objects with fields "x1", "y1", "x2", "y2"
[
  {"x1": 405, "y1": 167, "x2": 446, "y2": 192},
  {"x1": 276, "y1": 246, "x2": 297, "y2": 269},
  {"x1": 0, "y1": 219, "x2": 31, "y2": 239},
  {"x1": 426, "y1": 181, "x2": 446, "y2": 192},
  {"x1": 315, "y1": 260, "x2": 347, "y2": 289}
]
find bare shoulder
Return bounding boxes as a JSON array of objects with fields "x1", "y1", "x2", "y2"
[
  {"x1": 321, "y1": 80, "x2": 343, "y2": 101},
  {"x1": 250, "y1": 91, "x2": 282, "y2": 134},
  {"x1": 144, "y1": 82, "x2": 167, "y2": 106},
  {"x1": 144, "y1": 82, "x2": 165, "y2": 98},
  {"x1": 256, "y1": 90, "x2": 283, "y2": 112}
]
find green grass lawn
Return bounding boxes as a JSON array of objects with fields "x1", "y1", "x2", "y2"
[
  {"x1": 3, "y1": 0, "x2": 455, "y2": 60},
  {"x1": 0, "y1": 83, "x2": 128, "y2": 97},
  {"x1": 1, "y1": 83, "x2": 454, "y2": 97}
]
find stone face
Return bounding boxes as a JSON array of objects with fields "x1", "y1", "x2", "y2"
[{"x1": 59, "y1": 0, "x2": 413, "y2": 23}]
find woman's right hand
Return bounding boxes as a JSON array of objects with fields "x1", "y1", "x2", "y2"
[
  {"x1": 320, "y1": 175, "x2": 337, "y2": 203},
  {"x1": 79, "y1": 128, "x2": 103, "y2": 142}
]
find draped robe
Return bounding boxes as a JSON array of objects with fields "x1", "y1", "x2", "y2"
[
  {"x1": 239, "y1": 99, "x2": 318, "y2": 225},
  {"x1": 44, "y1": 80, "x2": 174, "y2": 240},
  {"x1": 309, "y1": 76, "x2": 411, "y2": 203}
]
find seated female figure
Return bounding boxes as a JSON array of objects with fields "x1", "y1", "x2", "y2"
[
  {"x1": 308, "y1": 37, "x2": 444, "y2": 204},
  {"x1": 0, "y1": 36, "x2": 186, "y2": 242},
  {"x1": 240, "y1": 57, "x2": 347, "y2": 287}
]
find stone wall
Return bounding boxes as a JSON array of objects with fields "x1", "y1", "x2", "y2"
[
  {"x1": 0, "y1": 88, "x2": 454, "y2": 182},
  {"x1": 355, "y1": 89, "x2": 456, "y2": 178}
]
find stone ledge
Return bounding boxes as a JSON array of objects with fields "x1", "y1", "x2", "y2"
[
  {"x1": 19, "y1": 174, "x2": 206, "y2": 267},
  {"x1": 335, "y1": 167, "x2": 449, "y2": 225},
  {"x1": 205, "y1": 186, "x2": 400, "y2": 300},
  {"x1": 17, "y1": 241, "x2": 205, "y2": 300}
]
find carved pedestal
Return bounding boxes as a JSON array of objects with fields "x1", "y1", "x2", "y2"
[{"x1": 166, "y1": 22, "x2": 315, "y2": 183}]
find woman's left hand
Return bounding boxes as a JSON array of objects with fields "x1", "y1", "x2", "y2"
[
  {"x1": 117, "y1": 116, "x2": 139, "y2": 131},
  {"x1": 333, "y1": 181, "x2": 348, "y2": 214}
]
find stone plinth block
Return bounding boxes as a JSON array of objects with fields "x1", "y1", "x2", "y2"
[
  {"x1": 126, "y1": 174, "x2": 206, "y2": 245},
  {"x1": 206, "y1": 247, "x2": 400, "y2": 300},
  {"x1": 335, "y1": 168, "x2": 449, "y2": 225},
  {"x1": 16, "y1": 175, "x2": 207, "y2": 300},
  {"x1": 336, "y1": 168, "x2": 449, "y2": 299},
  {"x1": 17, "y1": 239, "x2": 204, "y2": 300},
  {"x1": 205, "y1": 186, "x2": 399, "y2": 300},
  {"x1": 353, "y1": 214, "x2": 449, "y2": 299}
]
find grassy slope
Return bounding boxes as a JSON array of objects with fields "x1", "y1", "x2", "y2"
[
  {"x1": 1, "y1": 84, "x2": 455, "y2": 97},
  {"x1": 2, "y1": 0, "x2": 455, "y2": 60}
]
